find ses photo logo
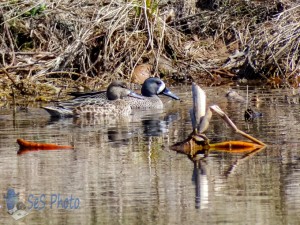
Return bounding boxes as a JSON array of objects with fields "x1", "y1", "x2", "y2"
[{"x1": 3, "y1": 188, "x2": 81, "y2": 220}]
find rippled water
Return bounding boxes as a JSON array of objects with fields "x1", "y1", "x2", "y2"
[{"x1": 0, "y1": 84, "x2": 300, "y2": 224}]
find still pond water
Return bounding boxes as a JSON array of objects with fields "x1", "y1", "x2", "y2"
[{"x1": 0, "y1": 84, "x2": 300, "y2": 225}]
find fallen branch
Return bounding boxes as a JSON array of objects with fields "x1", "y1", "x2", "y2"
[
  {"x1": 171, "y1": 82, "x2": 266, "y2": 157},
  {"x1": 210, "y1": 105, "x2": 266, "y2": 146}
]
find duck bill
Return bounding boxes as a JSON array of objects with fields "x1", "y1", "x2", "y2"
[
  {"x1": 128, "y1": 91, "x2": 144, "y2": 99},
  {"x1": 162, "y1": 88, "x2": 180, "y2": 100}
]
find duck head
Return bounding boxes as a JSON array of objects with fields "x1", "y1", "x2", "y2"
[
  {"x1": 141, "y1": 78, "x2": 180, "y2": 100},
  {"x1": 107, "y1": 81, "x2": 144, "y2": 100}
]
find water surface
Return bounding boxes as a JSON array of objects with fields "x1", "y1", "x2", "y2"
[{"x1": 0, "y1": 84, "x2": 300, "y2": 225}]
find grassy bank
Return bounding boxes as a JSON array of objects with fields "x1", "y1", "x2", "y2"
[{"x1": 0, "y1": 0, "x2": 299, "y2": 102}]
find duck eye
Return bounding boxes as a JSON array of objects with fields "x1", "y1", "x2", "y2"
[{"x1": 119, "y1": 83, "x2": 127, "y2": 88}]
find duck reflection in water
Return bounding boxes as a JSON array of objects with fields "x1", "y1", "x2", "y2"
[
  {"x1": 107, "y1": 128, "x2": 132, "y2": 147},
  {"x1": 141, "y1": 112, "x2": 179, "y2": 137},
  {"x1": 106, "y1": 111, "x2": 180, "y2": 147},
  {"x1": 45, "y1": 106, "x2": 180, "y2": 146}
]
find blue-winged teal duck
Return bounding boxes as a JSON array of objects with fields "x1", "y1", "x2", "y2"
[
  {"x1": 43, "y1": 81, "x2": 143, "y2": 117},
  {"x1": 69, "y1": 77, "x2": 179, "y2": 109},
  {"x1": 43, "y1": 78, "x2": 179, "y2": 117},
  {"x1": 129, "y1": 77, "x2": 179, "y2": 109}
]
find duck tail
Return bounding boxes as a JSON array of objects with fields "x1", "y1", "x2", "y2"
[{"x1": 42, "y1": 106, "x2": 73, "y2": 118}]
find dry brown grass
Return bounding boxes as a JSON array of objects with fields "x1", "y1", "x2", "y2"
[
  {"x1": 177, "y1": 1, "x2": 299, "y2": 80},
  {"x1": 0, "y1": 0, "x2": 189, "y2": 102},
  {"x1": 0, "y1": 0, "x2": 298, "y2": 103},
  {"x1": 242, "y1": 4, "x2": 300, "y2": 82}
]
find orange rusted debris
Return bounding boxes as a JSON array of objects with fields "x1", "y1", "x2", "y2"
[
  {"x1": 209, "y1": 141, "x2": 263, "y2": 152},
  {"x1": 17, "y1": 138, "x2": 73, "y2": 150},
  {"x1": 171, "y1": 137, "x2": 264, "y2": 156}
]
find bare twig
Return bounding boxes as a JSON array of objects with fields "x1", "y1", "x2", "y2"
[{"x1": 210, "y1": 105, "x2": 266, "y2": 146}]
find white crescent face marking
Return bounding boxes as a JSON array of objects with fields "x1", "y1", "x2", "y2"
[{"x1": 157, "y1": 81, "x2": 166, "y2": 94}]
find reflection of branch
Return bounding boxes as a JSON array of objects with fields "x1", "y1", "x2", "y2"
[
  {"x1": 224, "y1": 146, "x2": 266, "y2": 177},
  {"x1": 193, "y1": 160, "x2": 208, "y2": 209},
  {"x1": 210, "y1": 105, "x2": 266, "y2": 146},
  {"x1": 194, "y1": 160, "x2": 201, "y2": 209}
]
